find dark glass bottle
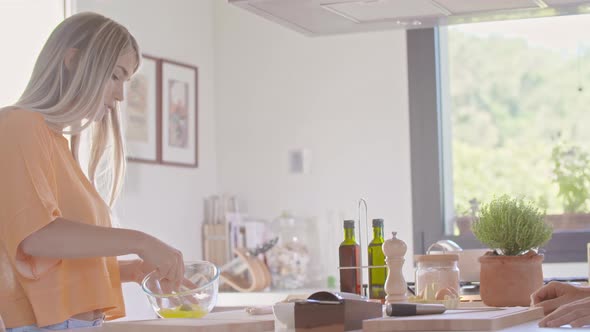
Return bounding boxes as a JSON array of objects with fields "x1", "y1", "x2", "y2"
[
  {"x1": 339, "y1": 219, "x2": 361, "y2": 295},
  {"x1": 368, "y1": 218, "x2": 386, "y2": 300}
]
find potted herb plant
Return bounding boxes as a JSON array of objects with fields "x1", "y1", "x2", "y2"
[{"x1": 472, "y1": 195, "x2": 553, "y2": 307}]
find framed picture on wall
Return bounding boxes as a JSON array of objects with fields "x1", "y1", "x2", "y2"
[
  {"x1": 160, "y1": 59, "x2": 198, "y2": 167},
  {"x1": 124, "y1": 54, "x2": 161, "y2": 163}
]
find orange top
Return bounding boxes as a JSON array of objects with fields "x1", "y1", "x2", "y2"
[{"x1": 0, "y1": 109, "x2": 125, "y2": 328}]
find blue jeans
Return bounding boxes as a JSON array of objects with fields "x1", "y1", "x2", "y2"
[{"x1": 6, "y1": 317, "x2": 103, "y2": 331}]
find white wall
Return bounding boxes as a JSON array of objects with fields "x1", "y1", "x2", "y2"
[
  {"x1": 0, "y1": 0, "x2": 63, "y2": 106},
  {"x1": 213, "y1": 2, "x2": 414, "y2": 285},
  {"x1": 74, "y1": 0, "x2": 217, "y2": 320}
]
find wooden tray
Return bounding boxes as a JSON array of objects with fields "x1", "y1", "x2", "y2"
[{"x1": 363, "y1": 306, "x2": 544, "y2": 331}]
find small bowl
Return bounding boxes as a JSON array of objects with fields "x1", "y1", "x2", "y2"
[{"x1": 141, "y1": 261, "x2": 220, "y2": 319}]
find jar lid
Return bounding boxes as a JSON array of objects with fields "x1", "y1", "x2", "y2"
[{"x1": 415, "y1": 254, "x2": 459, "y2": 262}]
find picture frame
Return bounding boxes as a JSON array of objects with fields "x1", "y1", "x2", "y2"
[
  {"x1": 160, "y1": 59, "x2": 198, "y2": 167},
  {"x1": 124, "y1": 54, "x2": 161, "y2": 164}
]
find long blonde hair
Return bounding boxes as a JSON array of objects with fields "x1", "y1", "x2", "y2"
[{"x1": 14, "y1": 12, "x2": 140, "y2": 207}]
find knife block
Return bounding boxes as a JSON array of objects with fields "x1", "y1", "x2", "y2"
[{"x1": 203, "y1": 223, "x2": 230, "y2": 268}]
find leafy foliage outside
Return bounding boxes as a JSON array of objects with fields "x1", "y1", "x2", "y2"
[
  {"x1": 472, "y1": 195, "x2": 553, "y2": 256},
  {"x1": 448, "y1": 25, "x2": 590, "y2": 217},
  {"x1": 551, "y1": 142, "x2": 590, "y2": 212}
]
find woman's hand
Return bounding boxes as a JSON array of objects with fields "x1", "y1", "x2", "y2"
[
  {"x1": 538, "y1": 296, "x2": 590, "y2": 328},
  {"x1": 136, "y1": 234, "x2": 185, "y2": 290},
  {"x1": 531, "y1": 281, "x2": 589, "y2": 315},
  {"x1": 118, "y1": 259, "x2": 156, "y2": 284}
]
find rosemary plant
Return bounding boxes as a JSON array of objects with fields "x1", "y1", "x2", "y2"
[{"x1": 472, "y1": 195, "x2": 553, "y2": 256}]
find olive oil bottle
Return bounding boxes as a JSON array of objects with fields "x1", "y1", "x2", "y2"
[
  {"x1": 339, "y1": 219, "x2": 361, "y2": 295},
  {"x1": 368, "y1": 218, "x2": 386, "y2": 300}
]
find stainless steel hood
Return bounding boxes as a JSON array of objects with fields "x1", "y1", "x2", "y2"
[{"x1": 228, "y1": 0, "x2": 590, "y2": 36}]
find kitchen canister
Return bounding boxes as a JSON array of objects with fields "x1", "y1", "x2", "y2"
[
  {"x1": 266, "y1": 212, "x2": 311, "y2": 289},
  {"x1": 414, "y1": 254, "x2": 460, "y2": 305}
]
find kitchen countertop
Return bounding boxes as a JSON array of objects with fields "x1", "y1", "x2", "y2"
[{"x1": 74, "y1": 309, "x2": 580, "y2": 332}]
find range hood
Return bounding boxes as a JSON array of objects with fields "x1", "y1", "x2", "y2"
[{"x1": 228, "y1": 0, "x2": 590, "y2": 36}]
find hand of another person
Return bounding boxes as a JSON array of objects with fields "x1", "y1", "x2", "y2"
[
  {"x1": 538, "y1": 296, "x2": 590, "y2": 328},
  {"x1": 136, "y1": 235, "x2": 185, "y2": 290},
  {"x1": 531, "y1": 281, "x2": 589, "y2": 315}
]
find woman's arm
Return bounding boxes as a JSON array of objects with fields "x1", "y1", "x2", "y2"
[
  {"x1": 20, "y1": 218, "x2": 145, "y2": 258},
  {"x1": 20, "y1": 218, "x2": 185, "y2": 287},
  {"x1": 118, "y1": 259, "x2": 155, "y2": 284}
]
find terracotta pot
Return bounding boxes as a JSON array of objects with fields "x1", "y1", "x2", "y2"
[{"x1": 478, "y1": 251, "x2": 544, "y2": 307}]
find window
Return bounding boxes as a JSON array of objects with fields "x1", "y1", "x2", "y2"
[
  {"x1": 0, "y1": 0, "x2": 65, "y2": 106},
  {"x1": 409, "y1": 15, "x2": 590, "y2": 262}
]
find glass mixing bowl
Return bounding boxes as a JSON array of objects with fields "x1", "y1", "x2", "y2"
[{"x1": 141, "y1": 261, "x2": 220, "y2": 319}]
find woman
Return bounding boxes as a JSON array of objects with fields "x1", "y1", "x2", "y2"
[
  {"x1": 0, "y1": 12, "x2": 185, "y2": 330},
  {"x1": 532, "y1": 281, "x2": 590, "y2": 327}
]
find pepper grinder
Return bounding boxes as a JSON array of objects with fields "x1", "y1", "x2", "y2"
[{"x1": 382, "y1": 232, "x2": 408, "y2": 304}]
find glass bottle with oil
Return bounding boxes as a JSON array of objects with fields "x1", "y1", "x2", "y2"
[
  {"x1": 339, "y1": 219, "x2": 361, "y2": 294},
  {"x1": 368, "y1": 218, "x2": 386, "y2": 300}
]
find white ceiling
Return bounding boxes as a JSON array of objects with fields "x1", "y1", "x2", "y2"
[{"x1": 229, "y1": 0, "x2": 590, "y2": 36}]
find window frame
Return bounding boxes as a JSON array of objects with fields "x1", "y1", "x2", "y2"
[{"x1": 407, "y1": 27, "x2": 590, "y2": 263}]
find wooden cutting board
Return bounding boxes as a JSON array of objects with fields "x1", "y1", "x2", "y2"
[
  {"x1": 77, "y1": 310, "x2": 275, "y2": 332},
  {"x1": 363, "y1": 306, "x2": 544, "y2": 331}
]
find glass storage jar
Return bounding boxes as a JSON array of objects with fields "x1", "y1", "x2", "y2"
[
  {"x1": 414, "y1": 254, "x2": 460, "y2": 301},
  {"x1": 266, "y1": 211, "x2": 311, "y2": 289}
]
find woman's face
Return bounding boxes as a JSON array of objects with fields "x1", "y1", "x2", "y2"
[{"x1": 97, "y1": 51, "x2": 137, "y2": 121}]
